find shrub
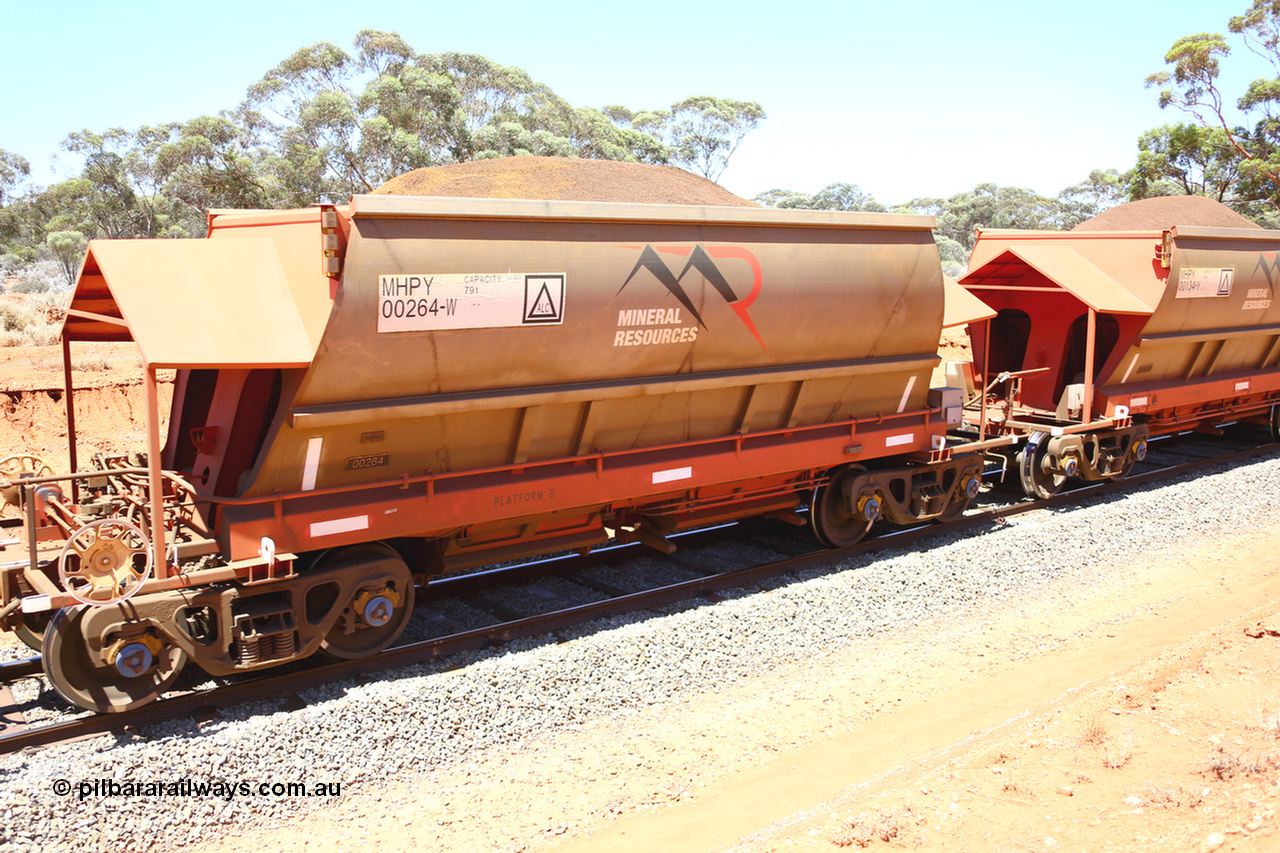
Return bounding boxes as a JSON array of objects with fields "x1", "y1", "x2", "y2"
[
  {"x1": 0, "y1": 295, "x2": 63, "y2": 345},
  {"x1": 0, "y1": 301, "x2": 31, "y2": 331},
  {"x1": 10, "y1": 279, "x2": 49, "y2": 294}
]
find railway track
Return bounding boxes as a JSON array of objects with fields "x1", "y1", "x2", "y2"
[{"x1": 0, "y1": 428, "x2": 1274, "y2": 755}]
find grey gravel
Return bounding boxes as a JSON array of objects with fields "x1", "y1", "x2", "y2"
[{"x1": 0, "y1": 452, "x2": 1276, "y2": 852}]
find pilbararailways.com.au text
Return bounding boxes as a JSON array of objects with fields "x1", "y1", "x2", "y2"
[{"x1": 53, "y1": 778, "x2": 341, "y2": 802}]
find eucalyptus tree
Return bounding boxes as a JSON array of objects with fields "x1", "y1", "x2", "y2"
[
  {"x1": 244, "y1": 33, "x2": 678, "y2": 200},
  {"x1": 0, "y1": 150, "x2": 32, "y2": 256},
  {"x1": 1054, "y1": 168, "x2": 1133, "y2": 227},
  {"x1": 246, "y1": 31, "x2": 468, "y2": 201},
  {"x1": 662, "y1": 96, "x2": 765, "y2": 182},
  {"x1": 1131, "y1": 124, "x2": 1239, "y2": 201},
  {"x1": 3, "y1": 29, "x2": 769, "y2": 274},
  {"x1": 753, "y1": 182, "x2": 885, "y2": 212},
  {"x1": 0, "y1": 150, "x2": 30, "y2": 205},
  {"x1": 60, "y1": 128, "x2": 176, "y2": 239},
  {"x1": 46, "y1": 230, "x2": 88, "y2": 287},
  {"x1": 1146, "y1": 0, "x2": 1280, "y2": 209},
  {"x1": 905, "y1": 184, "x2": 1062, "y2": 253},
  {"x1": 149, "y1": 113, "x2": 278, "y2": 218}
]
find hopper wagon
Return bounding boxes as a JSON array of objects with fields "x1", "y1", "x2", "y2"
[
  {"x1": 0, "y1": 197, "x2": 983, "y2": 712},
  {"x1": 957, "y1": 225, "x2": 1280, "y2": 497}
]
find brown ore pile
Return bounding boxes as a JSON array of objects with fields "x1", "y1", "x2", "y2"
[
  {"x1": 373, "y1": 156, "x2": 756, "y2": 206},
  {"x1": 1072, "y1": 195, "x2": 1261, "y2": 231}
]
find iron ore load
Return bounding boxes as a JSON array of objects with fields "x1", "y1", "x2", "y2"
[
  {"x1": 0, "y1": 195, "x2": 983, "y2": 713},
  {"x1": 957, "y1": 221, "x2": 1280, "y2": 497}
]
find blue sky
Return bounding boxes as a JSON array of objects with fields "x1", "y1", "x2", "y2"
[{"x1": 1, "y1": 0, "x2": 1260, "y2": 205}]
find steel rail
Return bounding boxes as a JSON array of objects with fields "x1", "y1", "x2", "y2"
[
  {"x1": 0, "y1": 658, "x2": 41, "y2": 680},
  {"x1": 0, "y1": 438, "x2": 1274, "y2": 755}
]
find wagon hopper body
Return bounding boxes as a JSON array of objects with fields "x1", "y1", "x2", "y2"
[
  {"x1": 959, "y1": 225, "x2": 1280, "y2": 496},
  {"x1": 0, "y1": 196, "x2": 981, "y2": 712}
]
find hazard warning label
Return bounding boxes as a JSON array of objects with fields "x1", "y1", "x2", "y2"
[
  {"x1": 377, "y1": 273, "x2": 565, "y2": 333},
  {"x1": 522, "y1": 275, "x2": 565, "y2": 324}
]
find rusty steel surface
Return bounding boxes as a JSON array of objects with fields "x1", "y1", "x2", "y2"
[
  {"x1": 942, "y1": 274, "x2": 996, "y2": 328},
  {"x1": 64, "y1": 240, "x2": 315, "y2": 368},
  {"x1": 206, "y1": 206, "x2": 339, "y2": 350},
  {"x1": 255, "y1": 198, "x2": 944, "y2": 494},
  {"x1": 217, "y1": 410, "x2": 949, "y2": 561},
  {"x1": 173, "y1": 197, "x2": 953, "y2": 560},
  {"x1": 5, "y1": 435, "x2": 1272, "y2": 752},
  {"x1": 962, "y1": 226, "x2": 1280, "y2": 428}
]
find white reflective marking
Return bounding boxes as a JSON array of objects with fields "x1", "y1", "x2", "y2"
[
  {"x1": 1121, "y1": 354, "x2": 1139, "y2": 383},
  {"x1": 1130, "y1": 396, "x2": 1148, "y2": 407},
  {"x1": 301, "y1": 436, "x2": 323, "y2": 491},
  {"x1": 21, "y1": 594, "x2": 52, "y2": 613},
  {"x1": 885, "y1": 432, "x2": 915, "y2": 448},
  {"x1": 259, "y1": 537, "x2": 276, "y2": 568},
  {"x1": 896, "y1": 375, "x2": 917, "y2": 414},
  {"x1": 309, "y1": 515, "x2": 370, "y2": 538},
  {"x1": 1235, "y1": 381, "x2": 1251, "y2": 391},
  {"x1": 652, "y1": 466, "x2": 693, "y2": 484}
]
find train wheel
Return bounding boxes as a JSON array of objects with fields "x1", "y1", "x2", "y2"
[
  {"x1": 936, "y1": 474, "x2": 979, "y2": 524},
  {"x1": 15, "y1": 610, "x2": 54, "y2": 652},
  {"x1": 1112, "y1": 447, "x2": 1138, "y2": 481},
  {"x1": 1017, "y1": 440, "x2": 1065, "y2": 500},
  {"x1": 43, "y1": 606, "x2": 186, "y2": 714},
  {"x1": 810, "y1": 466, "x2": 876, "y2": 549},
  {"x1": 1112, "y1": 434, "x2": 1148, "y2": 482},
  {"x1": 318, "y1": 543, "x2": 415, "y2": 660},
  {"x1": 1271, "y1": 404, "x2": 1280, "y2": 443}
]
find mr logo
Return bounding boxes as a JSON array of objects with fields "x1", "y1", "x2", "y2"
[
  {"x1": 618, "y1": 245, "x2": 765, "y2": 348},
  {"x1": 1252, "y1": 253, "x2": 1280, "y2": 292}
]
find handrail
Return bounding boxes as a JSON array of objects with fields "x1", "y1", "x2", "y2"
[{"x1": 8, "y1": 405, "x2": 942, "y2": 511}]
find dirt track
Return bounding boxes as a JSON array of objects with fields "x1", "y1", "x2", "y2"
[
  {"x1": 189, "y1": 494, "x2": 1280, "y2": 853},
  {"x1": 551, "y1": 530, "x2": 1280, "y2": 853}
]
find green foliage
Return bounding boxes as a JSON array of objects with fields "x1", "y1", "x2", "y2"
[
  {"x1": 752, "y1": 188, "x2": 812, "y2": 208},
  {"x1": 0, "y1": 150, "x2": 30, "y2": 205},
  {"x1": 151, "y1": 113, "x2": 276, "y2": 219},
  {"x1": 0, "y1": 30, "x2": 768, "y2": 279},
  {"x1": 1133, "y1": 124, "x2": 1238, "y2": 200},
  {"x1": 757, "y1": 175, "x2": 1133, "y2": 271},
  {"x1": 934, "y1": 234, "x2": 969, "y2": 279},
  {"x1": 46, "y1": 230, "x2": 87, "y2": 287},
  {"x1": 1056, "y1": 168, "x2": 1135, "y2": 227},
  {"x1": 905, "y1": 184, "x2": 1065, "y2": 254},
  {"x1": 59, "y1": 129, "x2": 181, "y2": 238},
  {"x1": 237, "y1": 34, "x2": 704, "y2": 202},
  {"x1": 753, "y1": 183, "x2": 886, "y2": 212},
  {"x1": 1146, "y1": 2, "x2": 1280, "y2": 209},
  {"x1": 662, "y1": 96, "x2": 765, "y2": 181}
]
